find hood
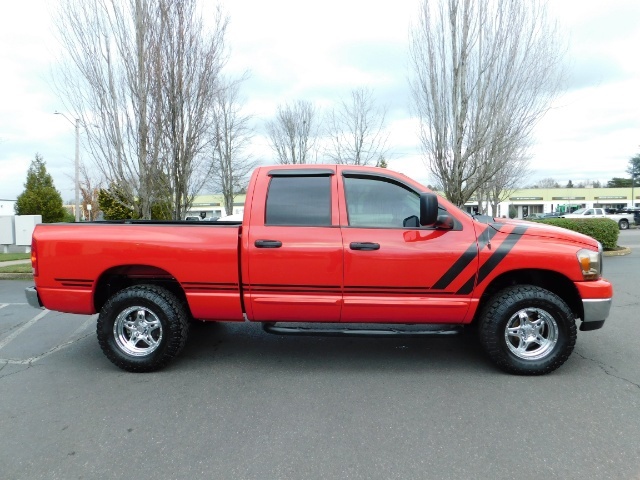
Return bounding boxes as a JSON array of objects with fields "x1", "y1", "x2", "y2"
[{"x1": 481, "y1": 217, "x2": 600, "y2": 249}]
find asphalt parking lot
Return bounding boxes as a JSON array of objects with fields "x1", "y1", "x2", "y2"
[{"x1": 1, "y1": 230, "x2": 640, "y2": 480}]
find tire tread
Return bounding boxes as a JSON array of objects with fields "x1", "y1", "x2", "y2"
[
  {"x1": 478, "y1": 285, "x2": 576, "y2": 375},
  {"x1": 97, "y1": 285, "x2": 189, "y2": 372}
]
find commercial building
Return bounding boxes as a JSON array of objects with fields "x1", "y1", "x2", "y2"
[
  {"x1": 186, "y1": 194, "x2": 247, "y2": 220},
  {"x1": 463, "y1": 186, "x2": 638, "y2": 218}
]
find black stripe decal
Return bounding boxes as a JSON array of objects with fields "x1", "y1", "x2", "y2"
[
  {"x1": 344, "y1": 290, "x2": 456, "y2": 296},
  {"x1": 244, "y1": 284, "x2": 342, "y2": 295},
  {"x1": 456, "y1": 225, "x2": 502, "y2": 295},
  {"x1": 246, "y1": 284, "x2": 340, "y2": 289},
  {"x1": 456, "y1": 276, "x2": 476, "y2": 295},
  {"x1": 479, "y1": 224, "x2": 501, "y2": 249},
  {"x1": 431, "y1": 224, "x2": 501, "y2": 290},
  {"x1": 456, "y1": 225, "x2": 528, "y2": 294},
  {"x1": 431, "y1": 244, "x2": 478, "y2": 290}
]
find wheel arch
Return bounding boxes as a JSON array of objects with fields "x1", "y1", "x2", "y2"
[
  {"x1": 474, "y1": 269, "x2": 583, "y2": 323},
  {"x1": 93, "y1": 265, "x2": 189, "y2": 315}
]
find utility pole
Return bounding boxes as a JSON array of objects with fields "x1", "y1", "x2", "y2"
[{"x1": 55, "y1": 112, "x2": 81, "y2": 222}]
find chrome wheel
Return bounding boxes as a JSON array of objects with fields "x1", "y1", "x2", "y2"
[
  {"x1": 504, "y1": 308, "x2": 558, "y2": 360},
  {"x1": 113, "y1": 306, "x2": 163, "y2": 357}
]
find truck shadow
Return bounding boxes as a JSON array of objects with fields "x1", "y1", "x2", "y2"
[{"x1": 180, "y1": 321, "x2": 495, "y2": 375}]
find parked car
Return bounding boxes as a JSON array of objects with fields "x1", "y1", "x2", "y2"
[
  {"x1": 216, "y1": 213, "x2": 244, "y2": 222},
  {"x1": 561, "y1": 208, "x2": 633, "y2": 230}
]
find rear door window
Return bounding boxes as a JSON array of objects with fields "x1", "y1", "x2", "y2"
[{"x1": 265, "y1": 176, "x2": 332, "y2": 226}]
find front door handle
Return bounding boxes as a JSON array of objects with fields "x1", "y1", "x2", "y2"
[
  {"x1": 255, "y1": 240, "x2": 282, "y2": 248},
  {"x1": 350, "y1": 242, "x2": 380, "y2": 251}
]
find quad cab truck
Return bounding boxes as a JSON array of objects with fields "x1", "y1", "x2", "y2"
[
  {"x1": 26, "y1": 165, "x2": 613, "y2": 375},
  {"x1": 561, "y1": 207, "x2": 634, "y2": 230}
]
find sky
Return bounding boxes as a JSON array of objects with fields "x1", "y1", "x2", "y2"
[{"x1": 1, "y1": 0, "x2": 639, "y2": 202}]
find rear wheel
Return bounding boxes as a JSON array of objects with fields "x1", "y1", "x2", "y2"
[
  {"x1": 619, "y1": 219, "x2": 629, "y2": 230},
  {"x1": 97, "y1": 285, "x2": 189, "y2": 372},
  {"x1": 478, "y1": 285, "x2": 576, "y2": 375}
]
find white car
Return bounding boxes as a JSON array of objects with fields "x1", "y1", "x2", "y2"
[
  {"x1": 561, "y1": 208, "x2": 633, "y2": 230},
  {"x1": 216, "y1": 213, "x2": 244, "y2": 222}
]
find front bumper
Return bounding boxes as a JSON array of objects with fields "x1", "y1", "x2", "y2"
[
  {"x1": 25, "y1": 286, "x2": 44, "y2": 309},
  {"x1": 580, "y1": 298, "x2": 612, "y2": 331},
  {"x1": 574, "y1": 279, "x2": 613, "y2": 331}
]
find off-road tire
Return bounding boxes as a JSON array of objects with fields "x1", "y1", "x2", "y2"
[
  {"x1": 97, "y1": 285, "x2": 189, "y2": 372},
  {"x1": 478, "y1": 285, "x2": 576, "y2": 375}
]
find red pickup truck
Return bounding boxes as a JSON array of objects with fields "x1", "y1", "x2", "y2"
[{"x1": 26, "y1": 165, "x2": 612, "y2": 375}]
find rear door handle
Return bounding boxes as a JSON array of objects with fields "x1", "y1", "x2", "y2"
[
  {"x1": 350, "y1": 242, "x2": 380, "y2": 251},
  {"x1": 255, "y1": 240, "x2": 282, "y2": 248}
]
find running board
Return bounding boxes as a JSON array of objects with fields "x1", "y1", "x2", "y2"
[{"x1": 262, "y1": 322, "x2": 462, "y2": 337}]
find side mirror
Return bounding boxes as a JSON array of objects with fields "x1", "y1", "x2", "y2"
[
  {"x1": 420, "y1": 193, "x2": 438, "y2": 226},
  {"x1": 435, "y1": 214, "x2": 454, "y2": 230}
]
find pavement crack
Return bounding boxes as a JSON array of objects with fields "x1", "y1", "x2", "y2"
[
  {"x1": 0, "y1": 361, "x2": 33, "y2": 379},
  {"x1": 574, "y1": 351, "x2": 640, "y2": 389}
]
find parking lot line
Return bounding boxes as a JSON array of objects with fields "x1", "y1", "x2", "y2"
[
  {"x1": 0, "y1": 314, "x2": 96, "y2": 365},
  {"x1": 0, "y1": 309, "x2": 49, "y2": 351}
]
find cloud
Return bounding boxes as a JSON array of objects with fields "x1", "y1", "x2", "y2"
[{"x1": 2, "y1": 0, "x2": 640, "y2": 203}]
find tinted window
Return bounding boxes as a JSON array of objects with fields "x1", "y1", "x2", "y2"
[
  {"x1": 344, "y1": 176, "x2": 419, "y2": 228},
  {"x1": 265, "y1": 176, "x2": 331, "y2": 226}
]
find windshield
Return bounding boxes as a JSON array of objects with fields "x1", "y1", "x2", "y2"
[{"x1": 570, "y1": 208, "x2": 586, "y2": 215}]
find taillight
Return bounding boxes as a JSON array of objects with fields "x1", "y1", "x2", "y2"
[{"x1": 31, "y1": 239, "x2": 38, "y2": 277}]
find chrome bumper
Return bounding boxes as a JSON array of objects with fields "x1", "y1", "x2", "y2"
[
  {"x1": 581, "y1": 298, "x2": 612, "y2": 331},
  {"x1": 25, "y1": 286, "x2": 43, "y2": 309}
]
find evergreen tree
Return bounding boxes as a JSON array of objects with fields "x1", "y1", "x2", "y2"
[
  {"x1": 98, "y1": 185, "x2": 138, "y2": 220},
  {"x1": 627, "y1": 154, "x2": 640, "y2": 186},
  {"x1": 15, "y1": 154, "x2": 66, "y2": 223},
  {"x1": 607, "y1": 177, "x2": 632, "y2": 188},
  {"x1": 376, "y1": 156, "x2": 388, "y2": 168}
]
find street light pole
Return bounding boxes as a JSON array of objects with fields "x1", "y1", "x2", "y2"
[
  {"x1": 55, "y1": 112, "x2": 81, "y2": 222},
  {"x1": 74, "y1": 118, "x2": 80, "y2": 222}
]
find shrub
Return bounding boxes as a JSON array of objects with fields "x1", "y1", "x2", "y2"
[{"x1": 531, "y1": 218, "x2": 619, "y2": 250}]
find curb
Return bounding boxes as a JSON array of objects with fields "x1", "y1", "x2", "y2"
[
  {"x1": 604, "y1": 247, "x2": 632, "y2": 256},
  {"x1": 0, "y1": 273, "x2": 33, "y2": 280}
]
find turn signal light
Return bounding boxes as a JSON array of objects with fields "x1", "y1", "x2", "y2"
[{"x1": 576, "y1": 248, "x2": 601, "y2": 280}]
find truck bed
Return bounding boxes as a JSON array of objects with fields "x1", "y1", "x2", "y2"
[{"x1": 33, "y1": 222, "x2": 244, "y2": 320}]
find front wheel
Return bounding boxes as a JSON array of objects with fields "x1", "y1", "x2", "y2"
[
  {"x1": 478, "y1": 285, "x2": 576, "y2": 375},
  {"x1": 97, "y1": 285, "x2": 189, "y2": 372},
  {"x1": 619, "y1": 219, "x2": 629, "y2": 230}
]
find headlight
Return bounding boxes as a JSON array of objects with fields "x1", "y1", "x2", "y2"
[{"x1": 577, "y1": 247, "x2": 602, "y2": 280}]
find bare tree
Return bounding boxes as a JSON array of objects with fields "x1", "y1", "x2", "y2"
[
  {"x1": 157, "y1": 1, "x2": 228, "y2": 220},
  {"x1": 325, "y1": 87, "x2": 389, "y2": 165},
  {"x1": 409, "y1": 0, "x2": 564, "y2": 207},
  {"x1": 483, "y1": 153, "x2": 530, "y2": 216},
  {"x1": 266, "y1": 100, "x2": 319, "y2": 164},
  {"x1": 209, "y1": 76, "x2": 257, "y2": 216},
  {"x1": 78, "y1": 162, "x2": 103, "y2": 220},
  {"x1": 535, "y1": 177, "x2": 561, "y2": 188},
  {"x1": 53, "y1": 0, "x2": 227, "y2": 219}
]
